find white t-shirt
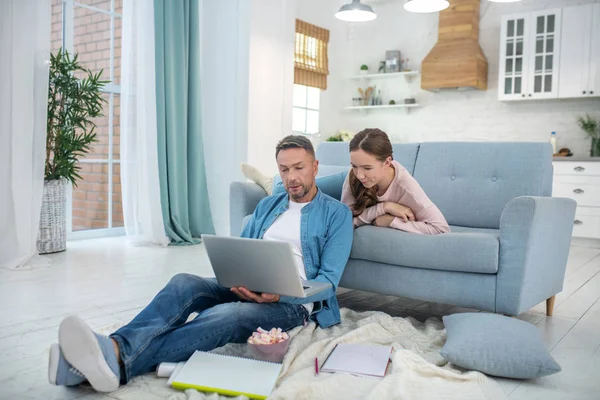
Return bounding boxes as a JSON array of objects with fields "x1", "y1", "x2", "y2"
[{"x1": 263, "y1": 200, "x2": 314, "y2": 314}]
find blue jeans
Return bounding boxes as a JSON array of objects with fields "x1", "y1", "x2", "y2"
[{"x1": 110, "y1": 273, "x2": 308, "y2": 382}]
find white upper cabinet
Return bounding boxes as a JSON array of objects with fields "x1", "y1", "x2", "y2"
[
  {"x1": 558, "y1": 4, "x2": 600, "y2": 99},
  {"x1": 500, "y1": 4, "x2": 600, "y2": 101},
  {"x1": 591, "y1": 4, "x2": 600, "y2": 97},
  {"x1": 529, "y1": 10, "x2": 561, "y2": 99},
  {"x1": 499, "y1": 13, "x2": 529, "y2": 100},
  {"x1": 499, "y1": 9, "x2": 561, "y2": 101}
]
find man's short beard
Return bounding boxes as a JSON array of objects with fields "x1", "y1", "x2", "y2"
[{"x1": 289, "y1": 182, "x2": 312, "y2": 200}]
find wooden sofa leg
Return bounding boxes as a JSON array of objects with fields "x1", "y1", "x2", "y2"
[{"x1": 546, "y1": 295, "x2": 556, "y2": 317}]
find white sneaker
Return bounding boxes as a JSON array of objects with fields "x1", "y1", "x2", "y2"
[{"x1": 58, "y1": 315, "x2": 120, "y2": 392}]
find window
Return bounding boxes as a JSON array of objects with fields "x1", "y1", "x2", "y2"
[
  {"x1": 51, "y1": 0, "x2": 123, "y2": 238},
  {"x1": 294, "y1": 19, "x2": 329, "y2": 90},
  {"x1": 292, "y1": 84, "x2": 320, "y2": 135},
  {"x1": 293, "y1": 20, "x2": 328, "y2": 137}
]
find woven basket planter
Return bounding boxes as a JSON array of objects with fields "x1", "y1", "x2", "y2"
[{"x1": 37, "y1": 178, "x2": 67, "y2": 254}]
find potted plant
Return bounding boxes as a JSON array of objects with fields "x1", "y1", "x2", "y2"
[
  {"x1": 360, "y1": 64, "x2": 369, "y2": 75},
  {"x1": 38, "y1": 48, "x2": 108, "y2": 254},
  {"x1": 326, "y1": 130, "x2": 354, "y2": 142},
  {"x1": 577, "y1": 114, "x2": 600, "y2": 157}
]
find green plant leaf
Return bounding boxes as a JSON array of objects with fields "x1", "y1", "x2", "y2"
[
  {"x1": 577, "y1": 114, "x2": 600, "y2": 139},
  {"x1": 45, "y1": 48, "x2": 107, "y2": 184}
]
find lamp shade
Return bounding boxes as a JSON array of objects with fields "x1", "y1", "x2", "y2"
[{"x1": 335, "y1": 0, "x2": 377, "y2": 22}]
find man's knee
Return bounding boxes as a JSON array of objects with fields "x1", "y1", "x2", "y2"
[{"x1": 167, "y1": 273, "x2": 207, "y2": 291}]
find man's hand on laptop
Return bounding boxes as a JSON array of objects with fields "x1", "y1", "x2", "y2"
[{"x1": 231, "y1": 287, "x2": 280, "y2": 303}]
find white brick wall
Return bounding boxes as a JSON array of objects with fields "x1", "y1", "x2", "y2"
[{"x1": 300, "y1": 0, "x2": 600, "y2": 156}]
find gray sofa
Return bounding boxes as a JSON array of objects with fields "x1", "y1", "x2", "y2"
[{"x1": 230, "y1": 142, "x2": 576, "y2": 316}]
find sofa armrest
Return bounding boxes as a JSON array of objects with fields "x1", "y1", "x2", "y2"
[
  {"x1": 496, "y1": 196, "x2": 576, "y2": 315},
  {"x1": 229, "y1": 182, "x2": 267, "y2": 237}
]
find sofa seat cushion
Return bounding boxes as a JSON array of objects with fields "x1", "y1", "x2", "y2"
[{"x1": 350, "y1": 225, "x2": 499, "y2": 274}]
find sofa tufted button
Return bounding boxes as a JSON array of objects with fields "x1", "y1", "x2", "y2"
[
  {"x1": 492, "y1": 176, "x2": 497, "y2": 182},
  {"x1": 450, "y1": 175, "x2": 456, "y2": 180}
]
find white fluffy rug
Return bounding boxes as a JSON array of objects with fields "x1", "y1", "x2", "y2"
[{"x1": 99, "y1": 308, "x2": 507, "y2": 400}]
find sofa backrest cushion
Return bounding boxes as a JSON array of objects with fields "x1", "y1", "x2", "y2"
[
  {"x1": 413, "y1": 142, "x2": 553, "y2": 229},
  {"x1": 315, "y1": 142, "x2": 421, "y2": 175}
]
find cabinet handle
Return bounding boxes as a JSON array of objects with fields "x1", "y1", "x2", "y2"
[
  {"x1": 574, "y1": 166, "x2": 585, "y2": 172},
  {"x1": 591, "y1": 91, "x2": 595, "y2": 95},
  {"x1": 574, "y1": 220, "x2": 583, "y2": 225},
  {"x1": 573, "y1": 188, "x2": 584, "y2": 194},
  {"x1": 528, "y1": 94, "x2": 532, "y2": 97},
  {"x1": 583, "y1": 91, "x2": 587, "y2": 94},
  {"x1": 521, "y1": 94, "x2": 525, "y2": 98}
]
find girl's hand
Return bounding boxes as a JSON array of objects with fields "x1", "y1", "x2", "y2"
[
  {"x1": 383, "y1": 202, "x2": 415, "y2": 222},
  {"x1": 374, "y1": 214, "x2": 395, "y2": 227}
]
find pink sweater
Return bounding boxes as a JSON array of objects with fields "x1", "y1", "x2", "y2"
[{"x1": 341, "y1": 160, "x2": 450, "y2": 235}]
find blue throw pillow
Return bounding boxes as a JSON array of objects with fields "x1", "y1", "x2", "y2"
[
  {"x1": 272, "y1": 165, "x2": 349, "y2": 200},
  {"x1": 441, "y1": 313, "x2": 561, "y2": 379}
]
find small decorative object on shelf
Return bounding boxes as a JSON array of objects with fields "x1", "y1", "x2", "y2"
[
  {"x1": 577, "y1": 114, "x2": 600, "y2": 157},
  {"x1": 360, "y1": 64, "x2": 369, "y2": 75},
  {"x1": 389, "y1": 100, "x2": 396, "y2": 105},
  {"x1": 358, "y1": 86, "x2": 375, "y2": 106},
  {"x1": 369, "y1": 85, "x2": 379, "y2": 105},
  {"x1": 401, "y1": 57, "x2": 411, "y2": 71},
  {"x1": 385, "y1": 50, "x2": 401, "y2": 73},
  {"x1": 378, "y1": 61, "x2": 385, "y2": 73},
  {"x1": 404, "y1": 98, "x2": 416, "y2": 104}
]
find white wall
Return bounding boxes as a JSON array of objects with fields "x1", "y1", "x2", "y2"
[
  {"x1": 247, "y1": 0, "x2": 297, "y2": 176},
  {"x1": 298, "y1": 0, "x2": 600, "y2": 157}
]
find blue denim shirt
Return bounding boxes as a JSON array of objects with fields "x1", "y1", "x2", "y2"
[{"x1": 240, "y1": 189, "x2": 353, "y2": 328}]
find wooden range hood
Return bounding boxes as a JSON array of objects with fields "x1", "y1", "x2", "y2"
[{"x1": 421, "y1": 0, "x2": 488, "y2": 91}]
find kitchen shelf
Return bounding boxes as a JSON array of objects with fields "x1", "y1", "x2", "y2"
[
  {"x1": 350, "y1": 71, "x2": 420, "y2": 81},
  {"x1": 344, "y1": 104, "x2": 420, "y2": 114}
]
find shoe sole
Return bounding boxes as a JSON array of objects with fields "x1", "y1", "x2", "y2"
[
  {"x1": 59, "y1": 315, "x2": 119, "y2": 392},
  {"x1": 48, "y1": 343, "x2": 59, "y2": 385}
]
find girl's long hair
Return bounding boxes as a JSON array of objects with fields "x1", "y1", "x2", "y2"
[{"x1": 348, "y1": 129, "x2": 393, "y2": 217}]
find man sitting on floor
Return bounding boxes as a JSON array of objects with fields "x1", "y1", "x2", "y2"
[{"x1": 48, "y1": 135, "x2": 353, "y2": 392}]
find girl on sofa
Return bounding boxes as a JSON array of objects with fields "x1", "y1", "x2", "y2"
[{"x1": 341, "y1": 129, "x2": 450, "y2": 235}]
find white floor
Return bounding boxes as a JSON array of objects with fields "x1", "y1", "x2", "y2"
[{"x1": 0, "y1": 237, "x2": 599, "y2": 400}]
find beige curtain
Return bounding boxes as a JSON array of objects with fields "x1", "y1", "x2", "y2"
[{"x1": 294, "y1": 19, "x2": 329, "y2": 90}]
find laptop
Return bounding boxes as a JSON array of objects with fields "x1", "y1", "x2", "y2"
[{"x1": 201, "y1": 234, "x2": 331, "y2": 298}]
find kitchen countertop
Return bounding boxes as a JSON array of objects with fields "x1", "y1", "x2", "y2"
[{"x1": 553, "y1": 156, "x2": 600, "y2": 162}]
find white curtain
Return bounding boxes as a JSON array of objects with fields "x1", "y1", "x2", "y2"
[
  {"x1": 0, "y1": 0, "x2": 51, "y2": 270},
  {"x1": 121, "y1": 0, "x2": 169, "y2": 246},
  {"x1": 200, "y1": 0, "x2": 251, "y2": 235}
]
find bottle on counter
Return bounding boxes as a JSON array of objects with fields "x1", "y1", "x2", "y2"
[{"x1": 550, "y1": 131, "x2": 557, "y2": 154}]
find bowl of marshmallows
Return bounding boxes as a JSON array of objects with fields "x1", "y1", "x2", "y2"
[{"x1": 247, "y1": 327, "x2": 290, "y2": 363}]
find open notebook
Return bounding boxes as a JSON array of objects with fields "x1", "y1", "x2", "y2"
[
  {"x1": 321, "y1": 343, "x2": 393, "y2": 378},
  {"x1": 170, "y1": 351, "x2": 282, "y2": 399}
]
